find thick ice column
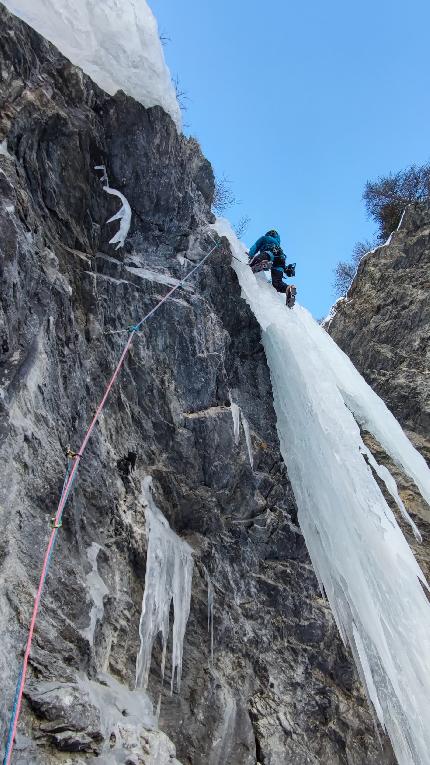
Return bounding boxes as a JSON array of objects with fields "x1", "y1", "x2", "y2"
[
  {"x1": 214, "y1": 217, "x2": 430, "y2": 765},
  {"x1": 136, "y1": 479, "x2": 193, "y2": 696}
]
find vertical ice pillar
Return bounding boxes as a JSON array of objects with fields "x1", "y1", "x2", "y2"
[{"x1": 213, "y1": 217, "x2": 430, "y2": 765}]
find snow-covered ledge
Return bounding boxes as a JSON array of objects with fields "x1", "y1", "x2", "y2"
[{"x1": 3, "y1": 0, "x2": 181, "y2": 130}]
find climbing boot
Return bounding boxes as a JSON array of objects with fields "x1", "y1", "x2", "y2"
[
  {"x1": 249, "y1": 252, "x2": 272, "y2": 273},
  {"x1": 286, "y1": 285, "x2": 297, "y2": 309}
]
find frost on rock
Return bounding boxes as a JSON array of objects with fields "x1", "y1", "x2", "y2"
[
  {"x1": 136, "y1": 478, "x2": 193, "y2": 699},
  {"x1": 103, "y1": 186, "x2": 132, "y2": 250},
  {"x1": 214, "y1": 217, "x2": 430, "y2": 765},
  {"x1": 3, "y1": 0, "x2": 181, "y2": 130}
]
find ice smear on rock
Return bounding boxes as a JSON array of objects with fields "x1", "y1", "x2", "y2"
[
  {"x1": 82, "y1": 543, "x2": 109, "y2": 643},
  {"x1": 241, "y1": 414, "x2": 254, "y2": 469},
  {"x1": 3, "y1": 0, "x2": 181, "y2": 130},
  {"x1": 228, "y1": 394, "x2": 253, "y2": 467},
  {"x1": 79, "y1": 672, "x2": 155, "y2": 738},
  {"x1": 77, "y1": 674, "x2": 181, "y2": 764},
  {"x1": 136, "y1": 477, "x2": 193, "y2": 699},
  {"x1": 214, "y1": 217, "x2": 430, "y2": 765},
  {"x1": 0, "y1": 139, "x2": 12, "y2": 158},
  {"x1": 229, "y1": 394, "x2": 241, "y2": 445}
]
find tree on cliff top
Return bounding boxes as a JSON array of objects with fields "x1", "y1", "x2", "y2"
[
  {"x1": 333, "y1": 160, "x2": 430, "y2": 297},
  {"x1": 364, "y1": 161, "x2": 430, "y2": 241},
  {"x1": 333, "y1": 240, "x2": 374, "y2": 297}
]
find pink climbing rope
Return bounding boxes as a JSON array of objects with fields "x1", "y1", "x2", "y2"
[{"x1": 3, "y1": 240, "x2": 221, "y2": 765}]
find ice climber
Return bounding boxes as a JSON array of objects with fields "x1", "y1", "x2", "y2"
[{"x1": 248, "y1": 229, "x2": 296, "y2": 308}]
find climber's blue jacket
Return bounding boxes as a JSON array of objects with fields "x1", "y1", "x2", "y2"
[{"x1": 248, "y1": 232, "x2": 285, "y2": 271}]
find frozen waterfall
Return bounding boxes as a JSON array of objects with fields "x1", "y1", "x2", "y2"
[
  {"x1": 215, "y1": 218, "x2": 430, "y2": 765},
  {"x1": 136, "y1": 478, "x2": 193, "y2": 700}
]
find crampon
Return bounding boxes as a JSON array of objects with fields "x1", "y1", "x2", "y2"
[{"x1": 286, "y1": 285, "x2": 297, "y2": 309}]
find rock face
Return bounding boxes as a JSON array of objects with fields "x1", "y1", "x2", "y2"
[
  {"x1": 328, "y1": 204, "x2": 430, "y2": 440},
  {"x1": 0, "y1": 6, "x2": 394, "y2": 764},
  {"x1": 328, "y1": 204, "x2": 430, "y2": 580}
]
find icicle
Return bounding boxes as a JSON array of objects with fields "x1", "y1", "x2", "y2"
[
  {"x1": 240, "y1": 413, "x2": 254, "y2": 469},
  {"x1": 135, "y1": 478, "x2": 193, "y2": 698},
  {"x1": 214, "y1": 217, "x2": 430, "y2": 765},
  {"x1": 228, "y1": 394, "x2": 253, "y2": 468},
  {"x1": 229, "y1": 393, "x2": 241, "y2": 445},
  {"x1": 360, "y1": 445, "x2": 422, "y2": 542},
  {"x1": 205, "y1": 568, "x2": 214, "y2": 664}
]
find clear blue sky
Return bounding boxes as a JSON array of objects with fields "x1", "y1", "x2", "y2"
[{"x1": 151, "y1": 0, "x2": 430, "y2": 318}]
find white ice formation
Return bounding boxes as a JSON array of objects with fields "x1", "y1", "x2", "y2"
[
  {"x1": 241, "y1": 414, "x2": 254, "y2": 469},
  {"x1": 77, "y1": 674, "x2": 183, "y2": 764},
  {"x1": 82, "y1": 542, "x2": 109, "y2": 643},
  {"x1": 95, "y1": 165, "x2": 132, "y2": 250},
  {"x1": 229, "y1": 395, "x2": 241, "y2": 446},
  {"x1": 79, "y1": 672, "x2": 155, "y2": 742},
  {"x1": 229, "y1": 394, "x2": 253, "y2": 467},
  {"x1": 3, "y1": 0, "x2": 181, "y2": 130},
  {"x1": 136, "y1": 478, "x2": 193, "y2": 700},
  {"x1": 0, "y1": 139, "x2": 13, "y2": 158},
  {"x1": 205, "y1": 568, "x2": 214, "y2": 665},
  {"x1": 214, "y1": 217, "x2": 430, "y2": 765},
  {"x1": 103, "y1": 186, "x2": 132, "y2": 250}
]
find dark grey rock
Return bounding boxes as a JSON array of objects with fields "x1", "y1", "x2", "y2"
[
  {"x1": 328, "y1": 204, "x2": 430, "y2": 596},
  {"x1": 328, "y1": 203, "x2": 430, "y2": 440}
]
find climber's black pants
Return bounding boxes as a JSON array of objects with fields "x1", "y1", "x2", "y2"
[{"x1": 271, "y1": 268, "x2": 288, "y2": 293}]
